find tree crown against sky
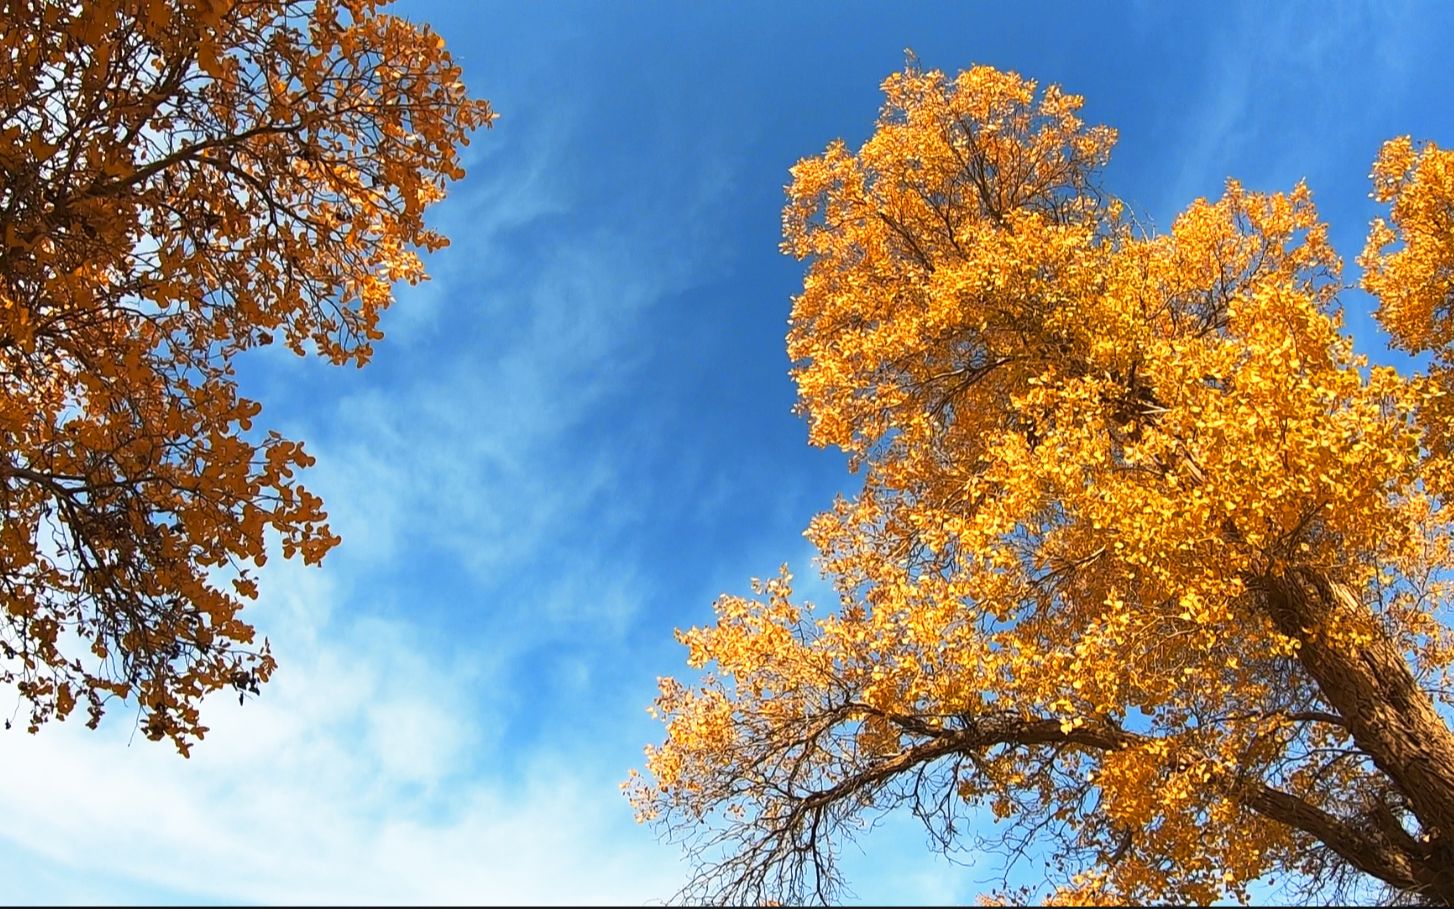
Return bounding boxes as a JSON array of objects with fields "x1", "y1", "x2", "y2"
[
  {"x1": 8, "y1": 3, "x2": 1454, "y2": 901},
  {"x1": 630, "y1": 61, "x2": 1454, "y2": 906},
  {"x1": 0, "y1": 0, "x2": 491, "y2": 752}
]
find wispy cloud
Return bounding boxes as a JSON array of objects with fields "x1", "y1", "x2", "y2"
[
  {"x1": 0, "y1": 78, "x2": 723, "y2": 905},
  {"x1": 1153, "y1": 0, "x2": 1445, "y2": 219},
  {"x1": 0, "y1": 557, "x2": 686, "y2": 906}
]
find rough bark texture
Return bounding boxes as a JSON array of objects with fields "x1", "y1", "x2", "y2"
[{"x1": 1262, "y1": 569, "x2": 1454, "y2": 902}]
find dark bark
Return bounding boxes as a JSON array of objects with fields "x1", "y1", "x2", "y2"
[{"x1": 1260, "y1": 568, "x2": 1454, "y2": 902}]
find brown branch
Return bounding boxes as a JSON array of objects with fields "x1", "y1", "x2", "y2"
[{"x1": 762, "y1": 708, "x2": 1454, "y2": 903}]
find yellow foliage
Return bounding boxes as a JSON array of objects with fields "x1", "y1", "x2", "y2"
[
  {"x1": 0, "y1": 0, "x2": 492, "y2": 751},
  {"x1": 630, "y1": 62, "x2": 1454, "y2": 906}
]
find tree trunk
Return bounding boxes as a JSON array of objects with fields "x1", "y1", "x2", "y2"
[{"x1": 1263, "y1": 568, "x2": 1454, "y2": 900}]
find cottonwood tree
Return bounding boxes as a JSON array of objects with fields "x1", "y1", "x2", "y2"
[
  {"x1": 0, "y1": 0, "x2": 492, "y2": 753},
  {"x1": 628, "y1": 63, "x2": 1454, "y2": 904}
]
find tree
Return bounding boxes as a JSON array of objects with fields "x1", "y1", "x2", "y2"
[
  {"x1": 0, "y1": 0, "x2": 492, "y2": 754},
  {"x1": 627, "y1": 62, "x2": 1454, "y2": 905}
]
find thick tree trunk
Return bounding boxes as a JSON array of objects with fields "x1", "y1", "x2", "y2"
[{"x1": 1262, "y1": 568, "x2": 1454, "y2": 901}]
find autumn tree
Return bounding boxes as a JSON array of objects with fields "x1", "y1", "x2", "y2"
[
  {"x1": 628, "y1": 62, "x2": 1454, "y2": 904},
  {"x1": 0, "y1": 0, "x2": 491, "y2": 753}
]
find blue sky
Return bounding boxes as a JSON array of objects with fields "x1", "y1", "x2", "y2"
[{"x1": 3, "y1": 1, "x2": 1454, "y2": 904}]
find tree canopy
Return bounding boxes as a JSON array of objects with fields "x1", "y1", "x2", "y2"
[
  {"x1": 628, "y1": 63, "x2": 1454, "y2": 904},
  {"x1": 0, "y1": 0, "x2": 491, "y2": 753}
]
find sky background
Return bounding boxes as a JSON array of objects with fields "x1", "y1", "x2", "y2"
[{"x1": 4, "y1": 1, "x2": 1454, "y2": 904}]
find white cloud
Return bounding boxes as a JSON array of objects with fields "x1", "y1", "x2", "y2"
[
  {"x1": 0, "y1": 83, "x2": 729, "y2": 906},
  {"x1": 1153, "y1": 0, "x2": 1434, "y2": 219},
  {"x1": 0, "y1": 19, "x2": 1043, "y2": 905},
  {"x1": 0, "y1": 554, "x2": 688, "y2": 905}
]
